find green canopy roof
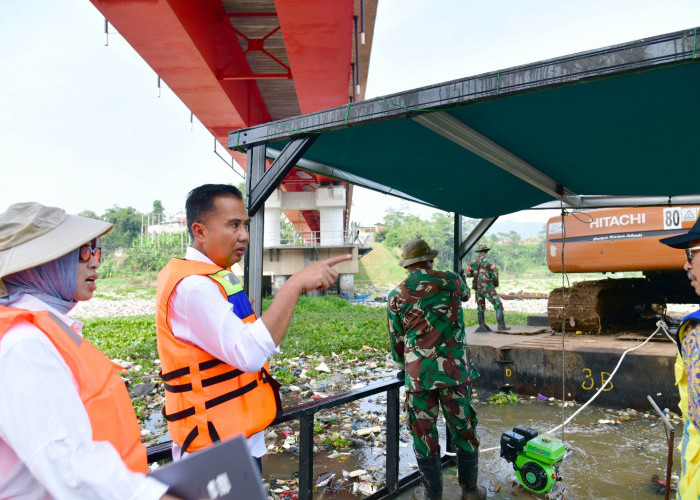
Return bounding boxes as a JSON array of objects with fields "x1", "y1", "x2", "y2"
[{"x1": 231, "y1": 28, "x2": 700, "y2": 219}]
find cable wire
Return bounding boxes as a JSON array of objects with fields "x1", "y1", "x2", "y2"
[{"x1": 478, "y1": 320, "x2": 676, "y2": 454}]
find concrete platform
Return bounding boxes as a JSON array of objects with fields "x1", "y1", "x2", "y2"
[{"x1": 465, "y1": 324, "x2": 678, "y2": 411}]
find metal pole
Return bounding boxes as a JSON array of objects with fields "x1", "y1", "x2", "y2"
[
  {"x1": 353, "y1": 16, "x2": 360, "y2": 95},
  {"x1": 648, "y1": 395, "x2": 675, "y2": 500},
  {"x1": 298, "y1": 414, "x2": 315, "y2": 500},
  {"x1": 386, "y1": 385, "x2": 400, "y2": 492},
  {"x1": 453, "y1": 213, "x2": 462, "y2": 274},
  {"x1": 360, "y1": 0, "x2": 365, "y2": 44},
  {"x1": 245, "y1": 145, "x2": 266, "y2": 315},
  {"x1": 351, "y1": 62, "x2": 356, "y2": 102}
]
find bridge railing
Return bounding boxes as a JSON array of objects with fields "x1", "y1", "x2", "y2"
[{"x1": 147, "y1": 377, "x2": 456, "y2": 500}]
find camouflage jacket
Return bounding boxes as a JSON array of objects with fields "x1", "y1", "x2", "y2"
[
  {"x1": 466, "y1": 255, "x2": 499, "y2": 290},
  {"x1": 387, "y1": 268, "x2": 479, "y2": 392}
]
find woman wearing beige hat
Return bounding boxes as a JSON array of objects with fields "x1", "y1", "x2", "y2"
[{"x1": 0, "y1": 203, "x2": 179, "y2": 499}]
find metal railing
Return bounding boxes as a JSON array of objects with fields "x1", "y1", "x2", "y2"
[
  {"x1": 264, "y1": 229, "x2": 371, "y2": 249},
  {"x1": 146, "y1": 377, "x2": 455, "y2": 499}
]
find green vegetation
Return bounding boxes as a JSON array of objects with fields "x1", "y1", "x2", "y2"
[
  {"x1": 75, "y1": 202, "x2": 544, "y2": 375},
  {"x1": 465, "y1": 309, "x2": 528, "y2": 326},
  {"x1": 83, "y1": 315, "x2": 158, "y2": 365},
  {"x1": 355, "y1": 242, "x2": 406, "y2": 284},
  {"x1": 488, "y1": 391, "x2": 520, "y2": 405},
  {"x1": 79, "y1": 296, "x2": 526, "y2": 373},
  {"x1": 374, "y1": 209, "x2": 547, "y2": 276},
  {"x1": 262, "y1": 296, "x2": 390, "y2": 358},
  {"x1": 81, "y1": 198, "x2": 566, "y2": 287},
  {"x1": 323, "y1": 433, "x2": 353, "y2": 450},
  {"x1": 93, "y1": 272, "x2": 159, "y2": 299},
  {"x1": 273, "y1": 368, "x2": 297, "y2": 385},
  {"x1": 78, "y1": 203, "x2": 188, "y2": 279}
]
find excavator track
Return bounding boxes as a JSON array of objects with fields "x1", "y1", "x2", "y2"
[{"x1": 547, "y1": 278, "x2": 651, "y2": 334}]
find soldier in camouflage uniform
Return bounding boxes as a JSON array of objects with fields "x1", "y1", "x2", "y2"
[
  {"x1": 387, "y1": 238, "x2": 486, "y2": 500},
  {"x1": 466, "y1": 244, "x2": 509, "y2": 332}
]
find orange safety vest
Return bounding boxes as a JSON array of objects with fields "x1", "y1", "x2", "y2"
[
  {"x1": 156, "y1": 258, "x2": 280, "y2": 454},
  {"x1": 0, "y1": 305, "x2": 147, "y2": 473}
]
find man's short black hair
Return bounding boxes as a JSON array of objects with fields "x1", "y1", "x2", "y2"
[{"x1": 186, "y1": 184, "x2": 243, "y2": 239}]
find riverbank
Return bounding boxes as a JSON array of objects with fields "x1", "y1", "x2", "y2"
[{"x1": 69, "y1": 293, "x2": 686, "y2": 498}]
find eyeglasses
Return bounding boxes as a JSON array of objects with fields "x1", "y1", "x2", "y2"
[
  {"x1": 79, "y1": 243, "x2": 102, "y2": 263},
  {"x1": 685, "y1": 245, "x2": 700, "y2": 264}
]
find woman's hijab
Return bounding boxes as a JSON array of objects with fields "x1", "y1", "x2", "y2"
[{"x1": 0, "y1": 248, "x2": 79, "y2": 314}]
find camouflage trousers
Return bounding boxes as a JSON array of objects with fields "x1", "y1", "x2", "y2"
[
  {"x1": 475, "y1": 287, "x2": 503, "y2": 312},
  {"x1": 405, "y1": 383, "x2": 479, "y2": 459}
]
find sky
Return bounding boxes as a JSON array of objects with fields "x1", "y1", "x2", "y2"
[{"x1": 2, "y1": 1, "x2": 700, "y2": 227}]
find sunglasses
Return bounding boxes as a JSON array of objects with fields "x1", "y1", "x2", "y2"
[
  {"x1": 685, "y1": 245, "x2": 700, "y2": 264},
  {"x1": 79, "y1": 242, "x2": 102, "y2": 263}
]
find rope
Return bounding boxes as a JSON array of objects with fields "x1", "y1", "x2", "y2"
[
  {"x1": 557, "y1": 203, "x2": 573, "y2": 439},
  {"x1": 478, "y1": 320, "x2": 676, "y2": 454},
  {"x1": 547, "y1": 320, "x2": 675, "y2": 436}
]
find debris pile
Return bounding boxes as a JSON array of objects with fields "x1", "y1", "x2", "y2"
[{"x1": 263, "y1": 349, "x2": 403, "y2": 496}]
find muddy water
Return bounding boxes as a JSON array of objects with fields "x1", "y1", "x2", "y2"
[
  {"x1": 262, "y1": 390, "x2": 681, "y2": 499},
  {"x1": 465, "y1": 398, "x2": 680, "y2": 499}
]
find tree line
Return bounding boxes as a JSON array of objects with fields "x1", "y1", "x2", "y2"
[
  {"x1": 375, "y1": 209, "x2": 548, "y2": 277},
  {"x1": 81, "y1": 196, "x2": 548, "y2": 278},
  {"x1": 78, "y1": 200, "x2": 186, "y2": 276}
]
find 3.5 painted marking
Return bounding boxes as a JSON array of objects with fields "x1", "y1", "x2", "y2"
[{"x1": 582, "y1": 368, "x2": 613, "y2": 391}]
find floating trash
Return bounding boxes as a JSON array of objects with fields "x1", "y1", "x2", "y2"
[
  {"x1": 355, "y1": 426, "x2": 381, "y2": 436},
  {"x1": 357, "y1": 481, "x2": 376, "y2": 496},
  {"x1": 315, "y1": 472, "x2": 335, "y2": 487},
  {"x1": 348, "y1": 469, "x2": 367, "y2": 478}
]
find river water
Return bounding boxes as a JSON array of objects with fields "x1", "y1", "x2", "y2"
[{"x1": 262, "y1": 389, "x2": 681, "y2": 500}]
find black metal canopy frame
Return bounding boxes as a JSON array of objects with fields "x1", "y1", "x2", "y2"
[{"x1": 231, "y1": 27, "x2": 700, "y2": 300}]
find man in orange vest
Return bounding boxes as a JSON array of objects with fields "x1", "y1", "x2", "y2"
[
  {"x1": 0, "y1": 202, "x2": 180, "y2": 500},
  {"x1": 156, "y1": 184, "x2": 350, "y2": 470}
]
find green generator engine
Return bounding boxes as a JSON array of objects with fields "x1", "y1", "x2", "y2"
[{"x1": 500, "y1": 425, "x2": 566, "y2": 494}]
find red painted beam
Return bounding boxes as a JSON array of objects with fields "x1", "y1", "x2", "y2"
[
  {"x1": 90, "y1": 0, "x2": 271, "y2": 148},
  {"x1": 274, "y1": 0, "x2": 353, "y2": 114}
]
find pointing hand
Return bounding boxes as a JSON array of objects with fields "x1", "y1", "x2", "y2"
[{"x1": 291, "y1": 254, "x2": 352, "y2": 293}]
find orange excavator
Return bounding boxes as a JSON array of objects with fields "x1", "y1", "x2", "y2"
[{"x1": 545, "y1": 206, "x2": 700, "y2": 333}]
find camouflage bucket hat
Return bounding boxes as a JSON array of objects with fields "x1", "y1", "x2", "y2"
[
  {"x1": 476, "y1": 244, "x2": 490, "y2": 252},
  {"x1": 398, "y1": 238, "x2": 438, "y2": 267}
]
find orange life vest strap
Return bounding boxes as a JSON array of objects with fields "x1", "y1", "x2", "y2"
[
  {"x1": 180, "y1": 421, "x2": 222, "y2": 456},
  {"x1": 162, "y1": 367, "x2": 245, "y2": 393},
  {"x1": 160, "y1": 358, "x2": 223, "y2": 381},
  {"x1": 163, "y1": 379, "x2": 259, "y2": 422}
]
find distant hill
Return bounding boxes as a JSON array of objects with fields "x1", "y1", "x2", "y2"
[
  {"x1": 486, "y1": 219, "x2": 546, "y2": 239},
  {"x1": 356, "y1": 242, "x2": 406, "y2": 284}
]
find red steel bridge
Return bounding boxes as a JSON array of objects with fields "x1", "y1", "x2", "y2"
[{"x1": 89, "y1": 0, "x2": 377, "y2": 239}]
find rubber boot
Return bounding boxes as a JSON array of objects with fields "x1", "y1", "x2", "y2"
[
  {"x1": 496, "y1": 309, "x2": 510, "y2": 331},
  {"x1": 414, "y1": 455, "x2": 443, "y2": 500},
  {"x1": 457, "y1": 450, "x2": 487, "y2": 500},
  {"x1": 474, "y1": 310, "x2": 492, "y2": 333}
]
